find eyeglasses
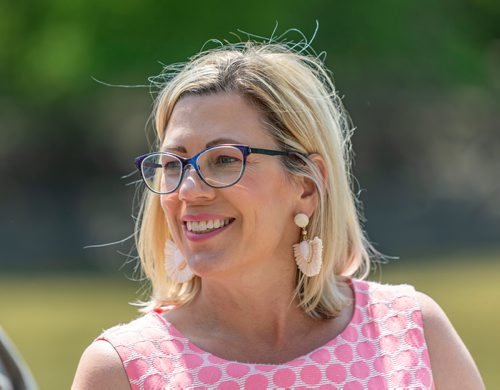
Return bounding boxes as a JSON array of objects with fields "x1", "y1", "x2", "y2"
[{"x1": 135, "y1": 144, "x2": 301, "y2": 194}]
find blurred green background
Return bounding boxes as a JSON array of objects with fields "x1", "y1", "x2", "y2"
[{"x1": 1, "y1": 0, "x2": 499, "y2": 388}]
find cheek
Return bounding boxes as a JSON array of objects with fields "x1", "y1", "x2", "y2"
[
  {"x1": 161, "y1": 194, "x2": 179, "y2": 229},
  {"x1": 242, "y1": 173, "x2": 296, "y2": 221}
]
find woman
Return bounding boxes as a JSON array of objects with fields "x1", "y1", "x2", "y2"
[{"x1": 73, "y1": 41, "x2": 484, "y2": 389}]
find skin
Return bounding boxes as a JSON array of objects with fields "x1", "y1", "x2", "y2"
[
  {"x1": 72, "y1": 93, "x2": 484, "y2": 389},
  {"x1": 418, "y1": 292, "x2": 484, "y2": 389}
]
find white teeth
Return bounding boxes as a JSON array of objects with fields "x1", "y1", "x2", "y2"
[{"x1": 186, "y1": 219, "x2": 230, "y2": 233}]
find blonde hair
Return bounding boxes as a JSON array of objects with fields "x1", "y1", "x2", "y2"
[{"x1": 136, "y1": 42, "x2": 376, "y2": 319}]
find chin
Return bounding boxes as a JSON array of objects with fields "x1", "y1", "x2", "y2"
[{"x1": 186, "y1": 252, "x2": 229, "y2": 277}]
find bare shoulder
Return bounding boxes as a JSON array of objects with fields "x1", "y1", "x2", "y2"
[
  {"x1": 72, "y1": 340, "x2": 130, "y2": 390},
  {"x1": 416, "y1": 291, "x2": 485, "y2": 390}
]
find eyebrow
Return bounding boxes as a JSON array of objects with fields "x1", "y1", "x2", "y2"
[
  {"x1": 162, "y1": 145, "x2": 187, "y2": 153},
  {"x1": 162, "y1": 137, "x2": 243, "y2": 153},
  {"x1": 206, "y1": 138, "x2": 241, "y2": 148}
]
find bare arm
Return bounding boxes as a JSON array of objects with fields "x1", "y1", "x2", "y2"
[
  {"x1": 417, "y1": 292, "x2": 485, "y2": 390},
  {"x1": 72, "y1": 340, "x2": 130, "y2": 390}
]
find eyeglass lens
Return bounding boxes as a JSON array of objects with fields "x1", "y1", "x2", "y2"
[{"x1": 141, "y1": 146, "x2": 245, "y2": 194}]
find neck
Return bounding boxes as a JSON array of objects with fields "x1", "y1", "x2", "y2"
[
  {"x1": 187, "y1": 262, "x2": 313, "y2": 347},
  {"x1": 162, "y1": 265, "x2": 355, "y2": 365}
]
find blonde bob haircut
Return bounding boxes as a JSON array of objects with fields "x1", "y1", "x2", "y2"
[{"x1": 136, "y1": 41, "x2": 375, "y2": 319}]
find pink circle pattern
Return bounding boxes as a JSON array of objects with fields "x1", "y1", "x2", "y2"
[{"x1": 97, "y1": 280, "x2": 434, "y2": 389}]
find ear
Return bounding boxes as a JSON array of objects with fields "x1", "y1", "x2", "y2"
[{"x1": 295, "y1": 153, "x2": 328, "y2": 216}]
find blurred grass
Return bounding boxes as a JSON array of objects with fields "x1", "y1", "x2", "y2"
[
  {"x1": 0, "y1": 251, "x2": 498, "y2": 389},
  {"x1": 0, "y1": 274, "x2": 139, "y2": 389}
]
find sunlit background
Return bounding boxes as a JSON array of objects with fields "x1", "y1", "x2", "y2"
[{"x1": 1, "y1": 1, "x2": 499, "y2": 388}]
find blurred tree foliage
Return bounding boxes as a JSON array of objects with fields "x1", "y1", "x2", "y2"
[{"x1": 0, "y1": 0, "x2": 499, "y2": 269}]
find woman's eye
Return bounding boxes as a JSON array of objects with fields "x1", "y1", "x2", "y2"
[
  {"x1": 216, "y1": 155, "x2": 239, "y2": 164},
  {"x1": 164, "y1": 161, "x2": 181, "y2": 170}
]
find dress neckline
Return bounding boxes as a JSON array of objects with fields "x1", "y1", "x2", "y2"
[{"x1": 150, "y1": 278, "x2": 361, "y2": 366}]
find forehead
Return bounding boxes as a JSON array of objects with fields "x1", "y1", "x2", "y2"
[{"x1": 162, "y1": 93, "x2": 276, "y2": 150}]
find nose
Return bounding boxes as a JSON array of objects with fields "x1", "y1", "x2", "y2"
[{"x1": 177, "y1": 165, "x2": 215, "y2": 201}]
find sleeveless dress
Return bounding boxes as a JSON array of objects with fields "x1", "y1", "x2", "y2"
[{"x1": 97, "y1": 280, "x2": 434, "y2": 389}]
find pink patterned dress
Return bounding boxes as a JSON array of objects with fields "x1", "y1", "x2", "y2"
[{"x1": 97, "y1": 280, "x2": 434, "y2": 389}]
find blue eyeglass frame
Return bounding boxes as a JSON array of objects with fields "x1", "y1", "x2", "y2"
[{"x1": 134, "y1": 144, "x2": 304, "y2": 194}]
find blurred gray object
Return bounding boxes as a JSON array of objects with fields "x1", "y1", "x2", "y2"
[{"x1": 0, "y1": 327, "x2": 37, "y2": 390}]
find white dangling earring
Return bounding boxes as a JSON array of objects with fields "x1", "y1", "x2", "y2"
[
  {"x1": 292, "y1": 213, "x2": 323, "y2": 277},
  {"x1": 164, "y1": 240, "x2": 194, "y2": 283}
]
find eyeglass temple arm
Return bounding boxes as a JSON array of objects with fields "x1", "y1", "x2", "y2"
[{"x1": 249, "y1": 147, "x2": 306, "y2": 158}]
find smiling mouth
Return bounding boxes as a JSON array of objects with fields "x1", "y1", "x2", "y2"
[{"x1": 185, "y1": 218, "x2": 234, "y2": 234}]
